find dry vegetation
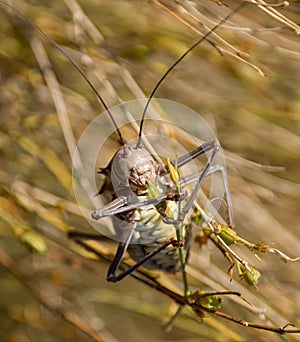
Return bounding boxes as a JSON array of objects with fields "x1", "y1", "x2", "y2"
[{"x1": 0, "y1": 0, "x2": 300, "y2": 341}]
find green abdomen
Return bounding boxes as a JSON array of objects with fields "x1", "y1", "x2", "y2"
[{"x1": 126, "y1": 205, "x2": 189, "y2": 274}]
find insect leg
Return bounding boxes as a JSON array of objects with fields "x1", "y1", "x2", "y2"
[
  {"x1": 107, "y1": 236, "x2": 183, "y2": 282},
  {"x1": 180, "y1": 164, "x2": 235, "y2": 228},
  {"x1": 68, "y1": 231, "x2": 179, "y2": 290},
  {"x1": 163, "y1": 140, "x2": 234, "y2": 228},
  {"x1": 161, "y1": 140, "x2": 216, "y2": 175},
  {"x1": 177, "y1": 141, "x2": 217, "y2": 169},
  {"x1": 92, "y1": 196, "x2": 128, "y2": 220},
  {"x1": 69, "y1": 227, "x2": 175, "y2": 282},
  {"x1": 92, "y1": 193, "x2": 185, "y2": 220},
  {"x1": 164, "y1": 139, "x2": 220, "y2": 225},
  {"x1": 207, "y1": 165, "x2": 234, "y2": 228}
]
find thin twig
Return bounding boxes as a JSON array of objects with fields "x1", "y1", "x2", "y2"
[{"x1": 153, "y1": 0, "x2": 265, "y2": 76}]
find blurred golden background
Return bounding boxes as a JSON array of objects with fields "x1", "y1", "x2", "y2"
[{"x1": 0, "y1": 1, "x2": 300, "y2": 341}]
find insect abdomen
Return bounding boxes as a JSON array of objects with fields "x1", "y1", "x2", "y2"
[{"x1": 126, "y1": 205, "x2": 189, "y2": 273}]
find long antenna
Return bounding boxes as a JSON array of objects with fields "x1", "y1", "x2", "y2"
[
  {"x1": 0, "y1": 1, "x2": 125, "y2": 146},
  {"x1": 137, "y1": 1, "x2": 247, "y2": 148}
]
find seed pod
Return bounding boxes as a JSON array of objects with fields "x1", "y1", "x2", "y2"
[
  {"x1": 21, "y1": 231, "x2": 47, "y2": 254},
  {"x1": 190, "y1": 290, "x2": 222, "y2": 311},
  {"x1": 239, "y1": 264, "x2": 261, "y2": 286},
  {"x1": 218, "y1": 225, "x2": 237, "y2": 245}
]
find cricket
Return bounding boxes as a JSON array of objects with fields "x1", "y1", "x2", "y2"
[{"x1": 1, "y1": 0, "x2": 300, "y2": 340}]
